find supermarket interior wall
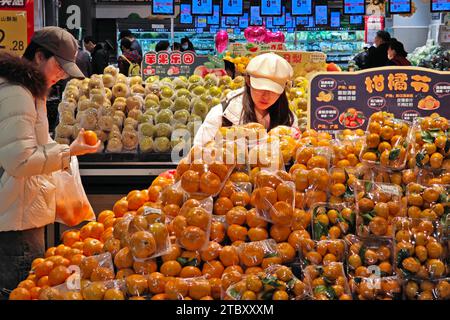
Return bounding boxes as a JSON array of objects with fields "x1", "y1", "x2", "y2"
[
  {"x1": 391, "y1": 0, "x2": 432, "y2": 53},
  {"x1": 95, "y1": 3, "x2": 150, "y2": 19}
]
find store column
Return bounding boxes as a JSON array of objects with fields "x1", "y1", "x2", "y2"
[{"x1": 59, "y1": 0, "x2": 95, "y2": 40}]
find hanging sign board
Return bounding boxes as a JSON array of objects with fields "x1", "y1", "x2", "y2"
[
  {"x1": 0, "y1": 0, "x2": 34, "y2": 56},
  {"x1": 365, "y1": 15, "x2": 385, "y2": 43},
  {"x1": 344, "y1": 0, "x2": 365, "y2": 15},
  {"x1": 309, "y1": 67, "x2": 450, "y2": 135},
  {"x1": 142, "y1": 51, "x2": 226, "y2": 79},
  {"x1": 431, "y1": 0, "x2": 450, "y2": 12},
  {"x1": 152, "y1": 0, "x2": 175, "y2": 15}
]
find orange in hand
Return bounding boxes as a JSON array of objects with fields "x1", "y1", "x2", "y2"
[{"x1": 83, "y1": 130, "x2": 98, "y2": 146}]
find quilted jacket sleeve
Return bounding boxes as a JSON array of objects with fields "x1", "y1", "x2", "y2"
[
  {"x1": 0, "y1": 85, "x2": 71, "y2": 178},
  {"x1": 193, "y1": 104, "x2": 223, "y2": 146}
]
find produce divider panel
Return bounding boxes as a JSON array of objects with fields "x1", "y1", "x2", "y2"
[
  {"x1": 78, "y1": 153, "x2": 176, "y2": 181},
  {"x1": 309, "y1": 66, "x2": 450, "y2": 135}
]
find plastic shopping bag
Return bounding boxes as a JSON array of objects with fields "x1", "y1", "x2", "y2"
[{"x1": 54, "y1": 156, "x2": 95, "y2": 226}]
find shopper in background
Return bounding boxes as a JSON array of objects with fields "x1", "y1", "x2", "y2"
[
  {"x1": 224, "y1": 59, "x2": 236, "y2": 79},
  {"x1": 194, "y1": 53, "x2": 297, "y2": 146},
  {"x1": 83, "y1": 36, "x2": 109, "y2": 75},
  {"x1": 366, "y1": 30, "x2": 391, "y2": 69},
  {"x1": 118, "y1": 38, "x2": 142, "y2": 76},
  {"x1": 0, "y1": 27, "x2": 99, "y2": 298},
  {"x1": 173, "y1": 42, "x2": 181, "y2": 51},
  {"x1": 119, "y1": 30, "x2": 143, "y2": 58},
  {"x1": 353, "y1": 45, "x2": 370, "y2": 70},
  {"x1": 83, "y1": 36, "x2": 96, "y2": 55},
  {"x1": 76, "y1": 40, "x2": 92, "y2": 77},
  {"x1": 155, "y1": 40, "x2": 170, "y2": 52},
  {"x1": 387, "y1": 39, "x2": 411, "y2": 66},
  {"x1": 181, "y1": 37, "x2": 195, "y2": 52}
]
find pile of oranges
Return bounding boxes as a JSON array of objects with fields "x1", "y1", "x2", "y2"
[
  {"x1": 344, "y1": 235, "x2": 394, "y2": 278},
  {"x1": 361, "y1": 112, "x2": 410, "y2": 170},
  {"x1": 225, "y1": 265, "x2": 308, "y2": 300},
  {"x1": 8, "y1": 113, "x2": 450, "y2": 301},
  {"x1": 393, "y1": 218, "x2": 447, "y2": 279},
  {"x1": 412, "y1": 114, "x2": 449, "y2": 170}
]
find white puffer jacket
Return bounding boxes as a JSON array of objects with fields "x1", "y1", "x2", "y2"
[
  {"x1": 0, "y1": 55, "x2": 71, "y2": 231},
  {"x1": 193, "y1": 88, "x2": 298, "y2": 146}
]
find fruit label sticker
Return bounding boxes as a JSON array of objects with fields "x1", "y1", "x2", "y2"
[
  {"x1": 0, "y1": 0, "x2": 34, "y2": 56},
  {"x1": 142, "y1": 51, "x2": 227, "y2": 80},
  {"x1": 380, "y1": 184, "x2": 401, "y2": 196},
  {"x1": 143, "y1": 207, "x2": 162, "y2": 216},
  {"x1": 309, "y1": 66, "x2": 450, "y2": 135}
]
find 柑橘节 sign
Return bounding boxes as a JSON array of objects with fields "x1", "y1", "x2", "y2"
[{"x1": 309, "y1": 66, "x2": 450, "y2": 135}]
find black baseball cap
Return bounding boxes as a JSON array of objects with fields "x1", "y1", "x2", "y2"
[{"x1": 31, "y1": 27, "x2": 85, "y2": 79}]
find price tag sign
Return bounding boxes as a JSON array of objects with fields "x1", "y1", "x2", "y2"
[
  {"x1": 0, "y1": 10, "x2": 28, "y2": 55},
  {"x1": 330, "y1": 11, "x2": 341, "y2": 28},
  {"x1": 152, "y1": 0, "x2": 175, "y2": 15},
  {"x1": 344, "y1": 0, "x2": 365, "y2": 15},
  {"x1": 261, "y1": 0, "x2": 282, "y2": 16},
  {"x1": 350, "y1": 15, "x2": 364, "y2": 24},
  {"x1": 250, "y1": 6, "x2": 263, "y2": 26},
  {"x1": 239, "y1": 13, "x2": 249, "y2": 28},
  {"x1": 292, "y1": 0, "x2": 312, "y2": 16},
  {"x1": 389, "y1": 0, "x2": 411, "y2": 14},
  {"x1": 207, "y1": 5, "x2": 220, "y2": 25},
  {"x1": 315, "y1": 5, "x2": 328, "y2": 26},
  {"x1": 192, "y1": 0, "x2": 213, "y2": 15},
  {"x1": 431, "y1": 0, "x2": 450, "y2": 12},
  {"x1": 180, "y1": 4, "x2": 193, "y2": 24},
  {"x1": 222, "y1": 0, "x2": 243, "y2": 16}
]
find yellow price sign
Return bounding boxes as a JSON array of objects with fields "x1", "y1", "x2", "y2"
[{"x1": 0, "y1": 10, "x2": 28, "y2": 55}]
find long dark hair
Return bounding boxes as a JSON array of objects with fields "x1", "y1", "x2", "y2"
[
  {"x1": 389, "y1": 40, "x2": 408, "y2": 58},
  {"x1": 240, "y1": 81, "x2": 294, "y2": 130}
]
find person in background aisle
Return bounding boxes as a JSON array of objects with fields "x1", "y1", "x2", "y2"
[
  {"x1": 83, "y1": 36, "x2": 96, "y2": 56},
  {"x1": 76, "y1": 40, "x2": 92, "y2": 77},
  {"x1": 173, "y1": 42, "x2": 181, "y2": 51},
  {"x1": 119, "y1": 30, "x2": 143, "y2": 58},
  {"x1": 194, "y1": 53, "x2": 297, "y2": 146},
  {"x1": 365, "y1": 30, "x2": 391, "y2": 69},
  {"x1": 155, "y1": 40, "x2": 170, "y2": 52},
  {"x1": 224, "y1": 59, "x2": 236, "y2": 79},
  {"x1": 353, "y1": 45, "x2": 370, "y2": 70},
  {"x1": 83, "y1": 36, "x2": 109, "y2": 75},
  {"x1": 387, "y1": 39, "x2": 411, "y2": 66},
  {"x1": 118, "y1": 38, "x2": 142, "y2": 76},
  {"x1": 0, "y1": 27, "x2": 99, "y2": 299},
  {"x1": 180, "y1": 37, "x2": 195, "y2": 52}
]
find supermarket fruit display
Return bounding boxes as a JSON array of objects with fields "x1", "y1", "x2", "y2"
[
  {"x1": 54, "y1": 67, "x2": 246, "y2": 154},
  {"x1": 288, "y1": 77, "x2": 309, "y2": 131},
  {"x1": 9, "y1": 112, "x2": 450, "y2": 301}
]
